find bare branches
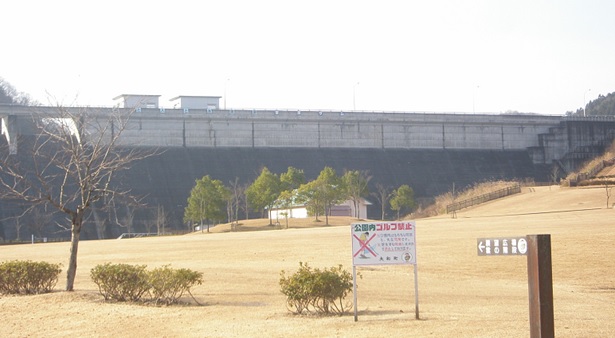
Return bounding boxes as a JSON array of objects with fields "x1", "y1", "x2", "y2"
[
  {"x1": 26, "y1": 107, "x2": 151, "y2": 212},
  {"x1": 0, "y1": 104, "x2": 159, "y2": 290},
  {"x1": 372, "y1": 183, "x2": 391, "y2": 221}
]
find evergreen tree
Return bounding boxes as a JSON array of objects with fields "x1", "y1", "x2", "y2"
[
  {"x1": 390, "y1": 185, "x2": 416, "y2": 220},
  {"x1": 184, "y1": 175, "x2": 229, "y2": 232},
  {"x1": 246, "y1": 167, "x2": 281, "y2": 225},
  {"x1": 342, "y1": 170, "x2": 371, "y2": 218}
]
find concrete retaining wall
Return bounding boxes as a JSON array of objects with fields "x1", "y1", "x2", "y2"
[{"x1": 75, "y1": 107, "x2": 564, "y2": 151}]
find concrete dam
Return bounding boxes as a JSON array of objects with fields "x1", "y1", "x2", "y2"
[{"x1": 1, "y1": 104, "x2": 614, "y2": 240}]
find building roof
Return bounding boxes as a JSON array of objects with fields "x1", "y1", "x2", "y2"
[
  {"x1": 169, "y1": 95, "x2": 222, "y2": 101},
  {"x1": 113, "y1": 94, "x2": 161, "y2": 100}
]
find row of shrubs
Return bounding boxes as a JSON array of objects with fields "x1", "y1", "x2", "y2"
[
  {"x1": 279, "y1": 262, "x2": 355, "y2": 316},
  {"x1": 0, "y1": 260, "x2": 62, "y2": 295},
  {"x1": 91, "y1": 261, "x2": 357, "y2": 313},
  {"x1": 90, "y1": 263, "x2": 203, "y2": 305},
  {"x1": 2, "y1": 259, "x2": 356, "y2": 315}
]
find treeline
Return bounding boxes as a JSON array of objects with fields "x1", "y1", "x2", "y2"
[
  {"x1": 0, "y1": 77, "x2": 36, "y2": 106},
  {"x1": 183, "y1": 166, "x2": 416, "y2": 231},
  {"x1": 567, "y1": 91, "x2": 615, "y2": 117}
]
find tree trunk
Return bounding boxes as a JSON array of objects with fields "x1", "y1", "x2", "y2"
[
  {"x1": 325, "y1": 204, "x2": 330, "y2": 225},
  {"x1": 15, "y1": 218, "x2": 22, "y2": 241},
  {"x1": 92, "y1": 208, "x2": 106, "y2": 240},
  {"x1": 66, "y1": 222, "x2": 81, "y2": 291},
  {"x1": 244, "y1": 199, "x2": 249, "y2": 220},
  {"x1": 66, "y1": 212, "x2": 83, "y2": 291}
]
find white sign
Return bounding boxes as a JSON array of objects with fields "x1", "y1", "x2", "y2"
[
  {"x1": 477, "y1": 237, "x2": 528, "y2": 256},
  {"x1": 351, "y1": 221, "x2": 416, "y2": 266}
]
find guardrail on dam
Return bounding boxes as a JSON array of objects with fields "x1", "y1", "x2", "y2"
[{"x1": 1, "y1": 105, "x2": 563, "y2": 151}]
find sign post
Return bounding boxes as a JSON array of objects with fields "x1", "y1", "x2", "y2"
[
  {"x1": 351, "y1": 221, "x2": 418, "y2": 321},
  {"x1": 527, "y1": 234, "x2": 554, "y2": 338},
  {"x1": 478, "y1": 234, "x2": 554, "y2": 338}
]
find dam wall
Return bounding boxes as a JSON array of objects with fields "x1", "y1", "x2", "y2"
[
  {"x1": 1, "y1": 104, "x2": 614, "y2": 240},
  {"x1": 117, "y1": 108, "x2": 561, "y2": 150},
  {"x1": 1, "y1": 105, "x2": 562, "y2": 151}
]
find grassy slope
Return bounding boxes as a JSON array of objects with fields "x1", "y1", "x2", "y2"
[{"x1": 0, "y1": 185, "x2": 613, "y2": 337}]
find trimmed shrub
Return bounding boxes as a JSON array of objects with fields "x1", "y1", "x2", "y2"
[
  {"x1": 148, "y1": 265, "x2": 203, "y2": 305},
  {"x1": 279, "y1": 262, "x2": 313, "y2": 314},
  {"x1": 90, "y1": 263, "x2": 203, "y2": 304},
  {"x1": 279, "y1": 262, "x2": 354, "y2": 316},
  {"x1": 0, "y1": 260, "x2": 62, "y2": 294},
  {"x1": 90, "y1": 263, "x2": 150, "y2": 301}
]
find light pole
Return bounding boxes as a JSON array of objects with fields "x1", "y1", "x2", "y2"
[
  {"x1": 224, "y1": 78, "x2": 230, "y2": 110},
  {"x1": 583, "y1": 89, "x2": 591, "y2": 117},
  {"x1": 353, "y1": 82, "x2": 360, "y2": 110},
  {"x1": 473, "y1": 85, "x2": 480, "y2": 114}
]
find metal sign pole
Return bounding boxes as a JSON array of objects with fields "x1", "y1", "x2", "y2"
[
  {"x1": 353, "y1": 266, "x2": 358, "y2": 322},
  {"x1": 413, "y1": 263, "x2": 420, "y2": 319}
]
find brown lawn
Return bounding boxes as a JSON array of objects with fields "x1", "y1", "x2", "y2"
[{"x1": 0, "y1": 185, "x2": 614, "y2": 337}]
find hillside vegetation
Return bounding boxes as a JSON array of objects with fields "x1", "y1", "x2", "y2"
[
  {"x1": 567, "y1": 90, "x2": 615, "y2": 116},
  {"x1": 564, "y1": 139, "x2": 615, "y2": 186}
]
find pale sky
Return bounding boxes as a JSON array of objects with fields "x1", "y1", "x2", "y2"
[{"x1": 2, "y1": 0, "x2": 614, "y2": 114}]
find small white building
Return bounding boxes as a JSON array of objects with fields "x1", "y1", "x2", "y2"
[
  {"x1": 113, "y1": 94, "x2": 161, "y2": 109},
  {"x1": 269, "y1": 198, "x2": 372, "y2": 220},
  {"x1": 169, "y1": 96, "x2": 221, "y2": 110}
]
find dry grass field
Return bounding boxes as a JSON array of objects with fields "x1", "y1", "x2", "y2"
[{"x1": 1, "y1": 185, "x2": 614, "y2": 337}]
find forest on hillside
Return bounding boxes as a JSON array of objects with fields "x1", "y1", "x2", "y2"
[
  {"x1": 567, "y1": 92, "x2": 615, "y2": 117},
  {"x1": 0, "y1": 77, "x2": 36, "y2": 106}
]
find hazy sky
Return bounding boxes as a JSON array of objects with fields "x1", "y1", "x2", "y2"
[{"x1": 2, "y1": 0, "x2": 614, "y2": 114}]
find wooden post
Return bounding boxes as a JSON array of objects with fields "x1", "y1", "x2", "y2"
[{"x1": 526, "y1": 234, "x2": 554, "y2": 338}]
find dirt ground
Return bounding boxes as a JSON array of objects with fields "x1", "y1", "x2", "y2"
[{"x1": 1, "y1": 185, "x2": 614, "y2": 337}]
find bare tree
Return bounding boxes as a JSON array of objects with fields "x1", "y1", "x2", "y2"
[
  {"x1": 241, "y1": 183, "x2": 250, "y2": 222},
  {"x1": 155, "y1": 204, "x2": 168, "y2": 235},
  {"x1": 228, "y1": 177, "x2": 244, "y2": 231},
  {"x1": 0, "y1": 105, "x2": 156, "y2": 291},
  {"x1": 140, "y1": 220, "x2": 150, "y2": 234},
  {"x1": 26, "y1": 204, "x2": 53, "y2": 239},
  {"x1": 141, "y1": 204, "x2": 166, "y2": 235},
  {"x1": 91, "y1": 206, "x2": 109, "y2": 239},
  {"x1": 113, "y1": 203, "x2": 136, "y2": 234},
  {"x1": 14, "y1": 217, "x2": 24, "y2": 241},
  {"x1": 371, "y1": 183, "x2": 391, "y2": 221},
  {"x1": 549, "y1": 165, "x2": 561, "y2": 190}
]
